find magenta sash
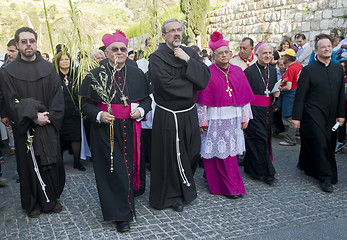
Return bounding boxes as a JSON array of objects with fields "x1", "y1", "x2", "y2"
[
  {"x1": 251, "y1": 95, "x2": 271, "y2": 107},
  {"x1": 97, "y1": 103, "x2": 142, "y2": 190}
]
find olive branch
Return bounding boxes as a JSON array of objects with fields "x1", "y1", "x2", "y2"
[{"x1": 88, "y1": 64, "x2": 117, "y2": 114}]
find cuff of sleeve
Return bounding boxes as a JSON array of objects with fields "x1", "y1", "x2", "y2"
[
  {"x1": 136, "y1": 107, "x2": 145, "y2": 122},
  {"x1": 96, "y1": 111, "x2": 102, "y2": 124}
]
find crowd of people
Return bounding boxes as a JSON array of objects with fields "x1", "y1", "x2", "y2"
[{"x1": 0, "y1": 19, "x2": 345, "y2": 233}]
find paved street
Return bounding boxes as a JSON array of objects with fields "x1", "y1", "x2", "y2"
[{"x1": 1, "y1": 135, "x2": 347, "y2": 240}]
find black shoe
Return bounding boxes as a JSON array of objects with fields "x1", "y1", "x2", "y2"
[
  {"x1": 172, "y1": 201, "x2": 184, "y2": 212},
  {"x1": 264, "y1": 176, "x2": 276, "y2": 185},
  {"x1": 320, "y1": 182, "x2": 333, "y2": 193},
  {"x1": 73, "y1": 161, "x2": 86, "y2": 171},
  {"x1": 28, "y1": 209, "x2": 41, "y2": 218},
  {"x1": 225, "y1": 194, "x2": 241, "y2": 199},
  {"x1": 116, "y1": 221, "x2": 130, "y2": 233},
  {"x1": 237, "y1": 157, "x2": 244, "y2": 166},
  {"x1": 296, "y1": 164, "x2": 304, "y2": 171}
]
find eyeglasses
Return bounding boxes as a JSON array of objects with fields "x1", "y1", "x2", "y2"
[
  {"x1": 165, "y1": 28, "x2": 183, "y2": 34},
  {"x1": 108, "y1": 47, "x2": 127, "y2": 53},
  {"x1": 19, "y1": 39, "x2": 36, "y2": 45}
]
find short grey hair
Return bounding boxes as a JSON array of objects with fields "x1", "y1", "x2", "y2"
[
  {"x1": 91, "y1": 49, "x2": 105, "y2": 58},
  {"x1": 255, "y1": 43, "x2": 273, "y2": 54},
  {"x1": 161, "y1": 18, "x2": 181, "y2": 33}
]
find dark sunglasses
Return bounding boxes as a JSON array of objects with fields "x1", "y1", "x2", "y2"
[{"x1": 109, "y1": 47, "x2": 127, "y2": 53}]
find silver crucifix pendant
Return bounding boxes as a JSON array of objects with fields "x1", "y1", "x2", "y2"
[
  {"x1": 264, "y1": 88, "x2": 270, "y2": 97},
  {"x1": 120, "y1": 94, "x2": 128, "y2": 106}
]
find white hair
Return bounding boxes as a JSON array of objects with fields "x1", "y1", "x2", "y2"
[
  {"x1": 91, "y1": 49, "x2": 105, "y2": 58},
  {"x1": 255, "y1": 43, "x2": 273, "y2": 54}
]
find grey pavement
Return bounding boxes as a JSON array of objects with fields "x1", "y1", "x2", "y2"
[{"x1": 1, "y1": 134, "x2": 347, "y2": 240}]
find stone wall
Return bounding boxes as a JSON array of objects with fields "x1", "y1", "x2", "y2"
[{"x1": 206, "y1": 0, "x2": 347, "y2": 51}]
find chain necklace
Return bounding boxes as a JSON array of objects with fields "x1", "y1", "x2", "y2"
[
  {"x1": 214, "y1": 63, "x2": 233, "y2": 97},
  {"x1": 255, "y1": 62, "x2": 270, "y2": 97},
  {"x1": 107, "y1": 64, "x2": 128, "y2": 106}
]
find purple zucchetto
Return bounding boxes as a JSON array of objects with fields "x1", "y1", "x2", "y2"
[
  {"x1": 102, "y1": 30, "x2": 129, "y2": 47},
  {"x1": 208, "y1": 31, "x2": 229, "y2": 51}
]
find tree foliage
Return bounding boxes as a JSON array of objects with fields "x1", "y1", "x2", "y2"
[{"x1": 180, "y1": 0, "x2": 210, "y2": 46}]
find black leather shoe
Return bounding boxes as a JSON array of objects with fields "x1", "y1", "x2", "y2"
[
  {"x1": 73, "y1": 161, "x2": 86, "y2": 171},
  {"x1": 172, "y1": 201, "x2": 184, "y2": 212},
  {"x1": 225, "y1": 194, "x2": 241, "y2": 199},
  {"x1": 264, "y1": 176, "x2": 276, "y2": 185},
  {"x1": 320, "y1": 182, "x2": 333, "y2": 193},
  {"x1": 116, "y1": 221, "x2": 130, "y2": 233}
]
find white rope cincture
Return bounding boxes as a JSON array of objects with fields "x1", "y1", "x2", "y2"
[
  {"x1": 27, "y1": 131, "x2": 50, "y2": 203},
  {"x1": 157, "y1": 104, "x2": 196, "y2": 187}
]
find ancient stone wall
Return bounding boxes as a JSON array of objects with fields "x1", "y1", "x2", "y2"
[{"x1": 206, "y1": 0, "x2": 347, "y2": 51}]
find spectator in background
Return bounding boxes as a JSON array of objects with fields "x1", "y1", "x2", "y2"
[
  {"x1": 333, "y1": 37, "x2": 347, "y2": 61},
  {"x1": 42, "y1": 53, "x2": 50, "y2": 62},
  {"x1": 295, "y1": 33, "x2": 312, "y2": 67},
  {"x1": 91, "y1": 49, "x2": 106, "y2": 64},
  {"x1": 272, "y1": 40, "x2": 291, "y2": 65},
  {"x1": 230, "y1": 37, "x2": 257, "y2": 70},
  {"x1": 278, "y1": 49, "x2": 302, "y2": 146},
  {"x1": 128, "y1": 50, "x2": 135, "y2": 60},
  {"x1": 283, "y1": 35, "x2": 298, "y2": 53},
  {"x1": 273, "y1": 58, "x2": 286, "y2": 134},
  {"x1": 55, "y1": 52, "x2": 85, "y2": 171}
]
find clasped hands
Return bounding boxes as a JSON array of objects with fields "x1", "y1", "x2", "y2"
[{"x1": 100, "y1": 109, "x2": 141, "y2": 124}]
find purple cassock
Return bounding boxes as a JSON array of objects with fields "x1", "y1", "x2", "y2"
[{"x1": 196, "y1": 63, "x2": 254, "y2": 197}]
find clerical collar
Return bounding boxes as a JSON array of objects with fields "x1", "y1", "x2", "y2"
[
  {"x1": 256, "y1": 61, "x2": 268, "y2": 69},
  {"x1": 239, "y1": 52, "x2": 254, "y2": 64},
  {"x1": 317, "y1": 57, "x2": 331, "y2": 67}
]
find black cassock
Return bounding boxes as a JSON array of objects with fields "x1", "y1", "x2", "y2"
[
  {"x1": 292, "y1": 60, "x2": 345, "y2": 184},
  {"x1": 0, "y1": 53, "x2": 65, "y2": 214},
  {"x1": 79, "y1": 63, "x2": 151, "y2": 221},
  {"x1": 148, "y1": 43, "x2": 210, "y2": 209},
  {"x1": 243, "y1": 62, "x2": 277, "y2": 179}
]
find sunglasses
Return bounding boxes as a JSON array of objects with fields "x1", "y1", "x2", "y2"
[{"x1": 109, "y1": 47, "x2": 127, "y2": 53}]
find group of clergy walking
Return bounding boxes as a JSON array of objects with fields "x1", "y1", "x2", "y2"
[{"x1": 0, "y1": 19, "x2": 345, "y2": 233}]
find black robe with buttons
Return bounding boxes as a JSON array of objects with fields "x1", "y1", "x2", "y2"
[
  {"x1": 243, "y1": 62, "x2": 277, "y2": 179},
  {"x1": 292, "y1": 60, "x2": 345, "y2": 184},
  {"x1": 79, "y1": 62, "x2": 151, "y2": 221}
]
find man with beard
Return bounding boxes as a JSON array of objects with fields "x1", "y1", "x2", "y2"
[
  {"x1": 292, "y1": 35, "x2": 345, "y2": 193},
  {"x1": 0, "y1": 27, "x2": 65, "y2": 217},
  {"x1": 148, "y1": 19, "x2": 210, "y2": 212},
  {"x1": 79, "y1": 30, "x2": 151, "y2": 232},
  {"x1": 243, "y1": 43, "x2": 280, "y2": 185},
  {"x1": 230, "y1": 37, "x2": 257, "y2": 71}
]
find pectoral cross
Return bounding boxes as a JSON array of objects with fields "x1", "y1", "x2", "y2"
[
  {"x1": 120, "y1": 94, "x2": 128, "y2": 106},
  {"x1": 264, "y1": 88, "x2": 270, "y2": 97},
  {"x1": 226, "y1": 85, "x2": 233, "y2": 97}
]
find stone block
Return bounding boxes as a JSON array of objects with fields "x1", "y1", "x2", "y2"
[
  {"x1": 309, "y1": 31, "x2": 320, "y2": 41},
  {"x1": 329, "y1": 0, "x2": 336, "y2": 8},
  {"x1": 337, "y1": 0, "x2": 343, "y2": 8},
  {"x1": 308, "y1": 2, "x2": 318, "y2": 11},
  {"x1": 264, "y1": 12, "x2": 272, "y2": 21},
  {"x1": 320, "y1": 19, "x2": 330, "y2": 30},
  {"x1": 322, "y1": 9, "x2": 332, "y2": 19},
  {"x1": 332, "y1": 9, "x2": 344, "y2": 17},
  {"x1": 295, "y1": 12, "x2": 303, "y2": 21},
  {"x1": 301, "y1": 22, "x2": 310, "y2": 32},
  {"x1": 310, "y1": 21, "x2": 320, "y2": 31},
  {"x1": 313, "y1": 10, "x2": 323, "y2": 21}
]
